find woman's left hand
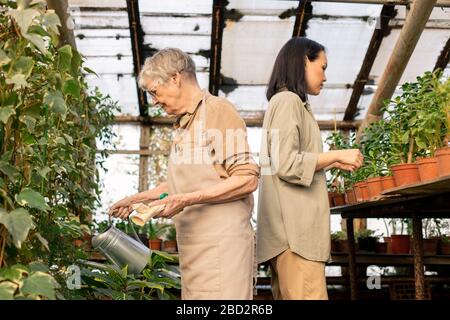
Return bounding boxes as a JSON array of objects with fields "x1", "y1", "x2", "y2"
[{"x1": 150, "y1": 194, "x2": 194, "y2": 219}]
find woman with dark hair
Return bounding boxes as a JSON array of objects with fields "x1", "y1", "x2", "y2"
[{"x1": 256, "y1": 37, "x2": 363, "y2": 300}]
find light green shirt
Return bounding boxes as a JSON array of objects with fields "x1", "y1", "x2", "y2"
[{"x1": 256, "y1": 91, "x2": 331, "y2": 263}]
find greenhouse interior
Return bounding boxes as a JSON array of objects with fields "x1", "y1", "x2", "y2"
[{"x1": 0, "y1": 0, "x2": 450, "y2": 301}]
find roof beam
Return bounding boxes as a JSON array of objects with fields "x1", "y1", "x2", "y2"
[
  {"x1": 46, "y1": 0, "x2": 77, "y2": 49},
  {"x1": 292, "y1": 1, "x2": 313, "y2": 38},
  {"x1": 307, "y1": 0, "x2": 450, "y2": 7},
  {"x1": 343, "y1": 5, "x2": 396, "y2": 121},
  {"x1": 114, "y1": 115, "x2": 361, "y2": 130},
  {"x1": 434, "y1": 37, "x2": 450, "y2": 72},
  {"x1": 356, "y1": 0, "x2": 438, "y2": 140},
  {"x1": 126, "y1": 0, "x2": 148, "y2": 117},
  {"x1": 209, "y1": 0, "x2": 227, "y2": 96}
]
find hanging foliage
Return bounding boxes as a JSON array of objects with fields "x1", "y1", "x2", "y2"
[{"x1": 0, "y1": 0, "x2": 118, "y2": 299}]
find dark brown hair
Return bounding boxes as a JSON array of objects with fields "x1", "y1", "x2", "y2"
[{"x1": 266, "y1": 37, "x2": 325, "y2": 102}]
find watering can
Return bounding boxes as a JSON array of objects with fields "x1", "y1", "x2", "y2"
[{"x1": 92, "y1": 215, "x2": 150, "y2": 275}]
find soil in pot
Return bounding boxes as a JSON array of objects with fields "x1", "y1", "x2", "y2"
[
  {"x1": 417, "y1": 157, "x2": 439, "y2": 182},
  {"x1": 391, "y1": 163, "x2": 420, "y2": 187},
  {"x1": 391, "y1": 235, "x2": 411, "y2": 254},
  {"x1": 435, "y1": 147, "x2": 450, "y2": 177}
]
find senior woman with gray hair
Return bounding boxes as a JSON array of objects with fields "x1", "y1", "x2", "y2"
[{"x1": 109, "y1": 48, "x2": 260, "y2": 300}]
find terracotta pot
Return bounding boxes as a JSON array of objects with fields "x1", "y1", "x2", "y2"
[
  {"x1": 332, "y1": 192, "x2": 346, "y2": 206},
  {"x1": 417, "y1": 157, "x2": 439, "y2": 182},
  {"x1": 345, "y1": 189, "x2": 356, "y2": 205},
  {"x1": 328, "y1": 192, "x2": 334, "y2": 207},
  {"x1": 391, "y1": 235, "x2": 411, "y2": 254},
  {"x1": 360, "y1": 182, "x2": 369, "y2": 201},
  {"x1": 353, "y1": 183, "x2": 363, "y2": 202},
  {"x1": 366, "y1": 177, "x2": 383, "y2": 199},
  {"x1": 423, "y1": 238, "x2": 439, "y2": 255},
  {"x1": 162, "y1": 240, "x2": 177, "y2": 253},
  {"x1": 435, "y1": 147, "x2": 450, "y2": 177},
  {"x1": 149, "y1": 238, "x2": 162, "y2": 250},
  {"x1": 440, "y1": 243, "x2": 450, "y2": 255},
  {"x1": 374, "y1": 242, "x2": 388, "y2": 254},
  {"x1": 384, "y1": 237, "x2": 392, "y2": 254},
  {"x1": 390, "y1": 163, "x2": 420, "y2": 187},
  {"x1": 380, "y1": 176, "x2": 396, "y2": 191}
]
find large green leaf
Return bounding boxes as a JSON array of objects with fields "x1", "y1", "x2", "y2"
[
  {"x1": 42, "y1": 11, "x2": 61, "y2": 35},
  {"x1": 57, "y1": 45, "x2": 73, "y2": 72},
  {"x1": 5, "y1": 74, "x2": 29, "y2": 90},
  {"x1": 12, "y1": 56, "x2": 34, "y2": 79},
  {"x1": 0, "y1": 49, "x2": 11, "y2": 66},
  {"x1": 0, "y1": 208, "x2": 34, "y2": 248},
  {"x1": 19, "y1": 115, "x2": 36, "y2": 132},
  {"x1": 21, "y1": 271, "x2": 58, "y2": 300},
  {"x1": 24, "y1": 32, "x2": 48, "y2": 54},
  {"x1": 7, "y1": 9, "x2": 39, "y2": 34},
  {"x1": 63, "y1": 79, "x2": 81, "y2": 98},
  {"x1": 0, "y1": 282, "x2": 18, "y2": 300},
  {"x1": 0, "y1": 106, "x2": 15, "y2": 124},
  {"x1": 0, "y1": 161, "x2": 20, "y2": 181},
  {"x1": 44, "y1": 91, "x2": 67, "y2": 116},
  {"x1": 16, "y1": 188, "x2": 49, "y2": 211}
]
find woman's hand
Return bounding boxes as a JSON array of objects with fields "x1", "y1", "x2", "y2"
[
  {"x1": 333, "y1": 162, "x2": 357, "y2": 172},
  {"x1": 336, "y1": 149, "x2": 364, "y2": 169},
  {"x1": 150, "y1": 194, "x2": 194, "y2": 219},
  {"x1": 109, "y1": 196, "x2": 135, "y2": 220}
]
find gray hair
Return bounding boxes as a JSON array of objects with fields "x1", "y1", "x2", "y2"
[{"x1": 138, "y1": 48, "x2": 196, "y2": 89}]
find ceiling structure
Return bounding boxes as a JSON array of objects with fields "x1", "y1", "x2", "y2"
[{"x1": 58, "y1": 0, "x2": 450, "y2": 209}]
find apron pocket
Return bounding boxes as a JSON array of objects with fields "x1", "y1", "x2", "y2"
[{"x1": 177, "y1": 235, "x2": 220, "y2": 292}]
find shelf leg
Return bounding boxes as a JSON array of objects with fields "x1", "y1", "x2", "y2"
[
  {"x1": 346, "y1": 218, "x2": 359, "y2": 300},
  {"x1": 412, "y1": 214, "x2": 425, "y2": 300}
]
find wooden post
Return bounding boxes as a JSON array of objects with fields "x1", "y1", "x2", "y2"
[
  {"x1": 412, "y1": 214, "x2": 425, "y2": 300},
  {"x1": 45, "y1": 0, "x2": 77, "y2": 49},
  {"x1": 346, "y1": 218, "x2": 359, "y2": 300}
]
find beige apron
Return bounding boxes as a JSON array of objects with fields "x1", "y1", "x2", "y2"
[{"x1": 167, "y1": 93, "x2": 255, "y2": 300}]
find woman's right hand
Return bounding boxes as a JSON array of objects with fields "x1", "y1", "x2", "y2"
[
  {"x1": 109, "y1": 196, "x2": 136, "y2": 219},
  {"x1": 336, "y1": 149, "x2": 364, "y2": 169}
]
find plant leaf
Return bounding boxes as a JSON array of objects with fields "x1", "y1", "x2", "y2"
[
  {"x1": 34, "y1": 232, "x2": 49, "y2": 251},
  {"x1": 23, "y1": 32, "x2": 48, "y2": 54},
  {"x1": 0, "y1": 208, "x2": 34, "y2": 248},
  {"x1": 7, "y1": 9, "x2": 40, "y2": 34},
  {"x1": 21, "y1": 271, "x2": 58, "y2": 300},
  {"x1": 0, "y1": 161, "x2": 20, "y2": 181},
  {"x1": 5, "y1": 74, "x2": 29, "y2": 90},
  {"x1": 0, "y1": 49, "x2": 11, "y2": 66},
  {"x1": 0, "y1": 106, "x2": 15, "y2": 124},
  {"x1": 44, "y1": 91, "x2": 67, "y2": 116},
  {"x1": 16, "y1": 188, "x2": 50, "y2": 211},
  {"x1": 63, "y1": 79, "x2": 80, "y2": 98},
  {"x1": 19, "y1": 115, "x2": 36, "y2": 132},
  {"x1": 57, "y1": 45, "x2": 72, "y2": 72},
  {"x1": 0, "y1": 282, "x2": 18, "y2": 300}
]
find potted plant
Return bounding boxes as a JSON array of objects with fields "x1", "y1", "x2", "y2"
[
  {"x1": 162, "y1": 224, "x2": 178, "y2": 253},
  {"x1": 440, "y1": 235, "x2": 450, "y2": 255},
  {"x1": 412, "y1": 71, "x2": 449, "y2": 181},
  {"x1": 389, "y1": 218, "x2": 412, "y2": 254},
  {"x1": 355, "y1": 229, "x2": 378, "y2": 253},
  {"x1": 330, "y1": 230, "x2": 348, "y2": 253},
  {"x1": 147, "y1": 220, "x2": 169, "y2": 251},
  {"x1": 433, "y1": 73, "x2": 450, "y2": 177}
]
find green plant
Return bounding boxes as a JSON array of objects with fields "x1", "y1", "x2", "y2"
[
  {"x1": 78, "y1": 250, "x2": 181, "y2": 300},
  {"x1": 164, "y1": 224, "x2": 176, "y2": 241},
  {"x1": 0, "y1": 262, "x2": 60, "y2": 300},
  {"x1": 0, "y1": 1, "x2": 118, "y2": 297},
  {"x1": 355, "y1": 229, "x2": 376, "y2": 240},
  {"x1": 331, "y1": 230, "x2": 347, "y2": 241},
  {"x1": 442, "y1": 235, "x2": 450, "y2": 245},
  {"x1": 147, "y1": 220, "x2": 170, "y2": 241}
]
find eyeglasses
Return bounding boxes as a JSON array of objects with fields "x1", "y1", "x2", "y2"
[{"x1": 147, "y1": 82, "x2": 160, "y2": 100}]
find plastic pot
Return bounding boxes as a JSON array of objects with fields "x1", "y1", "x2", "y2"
[
  {"x1": 417, "y1": 157, "x2": 439, "y2": 182},
  {"x1": 391, "y1": 163, "x2": 420, "y2": 187}
]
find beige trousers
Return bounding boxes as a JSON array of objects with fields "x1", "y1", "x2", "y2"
[{"x1": 270, "y1": 249, "x2": 328, "y2": 300}]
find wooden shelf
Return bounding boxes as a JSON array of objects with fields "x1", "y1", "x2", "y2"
[
  {"x1": 328, "y1": 253, "x2": 450, "y2": 266},
  {"x1": 382, "y1": 174, "x2": 450, "y2": 196}
]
